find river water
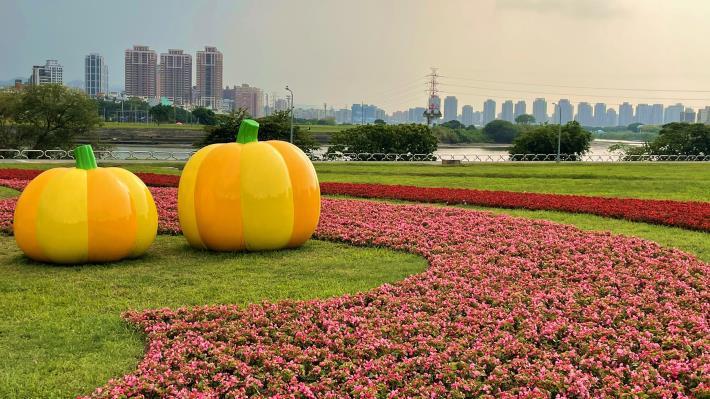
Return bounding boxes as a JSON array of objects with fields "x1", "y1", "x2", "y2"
[{"x1": 111, "y1": 139, "x2": 641, "y2": 160}]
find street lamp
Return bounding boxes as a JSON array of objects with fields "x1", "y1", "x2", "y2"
[
  {"x1": 285, "y1": 85, "x2": 294, "y2": 144},
  {"x1": 552, "y1": 102, "x2": 562, "y2": 163}
]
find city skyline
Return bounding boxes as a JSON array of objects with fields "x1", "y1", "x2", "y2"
[{"x1": 3, "y1": 0, "x2": 710, "y2": 111}]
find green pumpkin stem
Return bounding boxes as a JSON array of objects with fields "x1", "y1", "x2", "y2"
[
  {"x1": 74, "y1": 145, "x2": 98, "y2": 170},
  {"x1": 236, "y1": 119, "x2": 260, "y2": 144}
]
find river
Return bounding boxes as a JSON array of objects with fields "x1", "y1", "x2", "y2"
[{"x1": 110, "y1": 139, "x2": 641, "y2": 160}]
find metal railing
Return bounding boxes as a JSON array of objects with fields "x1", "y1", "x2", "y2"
[{"x1": 0, "y1": 149, "x2": 708, "y2": 162}]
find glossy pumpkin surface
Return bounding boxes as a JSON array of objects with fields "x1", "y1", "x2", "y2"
[
  {"x1": 13, "y1": 145, "x2": 158, "y2": 263},
  {"x1": 178, "y1": 119, "x2": 320, "y2": 251}
]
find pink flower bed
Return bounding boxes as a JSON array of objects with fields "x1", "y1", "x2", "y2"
[
  {"x1": 76, "y1": 198, "x2": 708, "y2": 398},
  {"x1": 321, "y1": 182, "x2": 710, "y2": 232}
]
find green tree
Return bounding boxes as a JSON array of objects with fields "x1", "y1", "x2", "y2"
[
  {"x1": 647, "y1": 123, "x2": 710, "y2": 155},
  {"x1": 483, "y1": 120, "x2": 519, "y2": 143},
  {"x1": 441, "y1": 120, "x2": 464, "y2": 129},
  {"x1": 191, "y1": 107, "x2": 217, "y2": 125},
  {"x1": 149, "y1": 104, "x2": 173, "y2": 125},
  {"x1": 200, "y1": 110, "x2": 318, "y2": 153},
  {"x1": 515, "y1": 114, "x2": 536, "y2": 125},
  {"x1": 328, "y1": 124, "x2": 437, "y2": 156},
  {"x1": 373, "y1": 119, "x2": 386, "y2": 125},
  {"x1": 4, "y1": 84, "x2": 101, "y2": 150},
  {"x1": 628, "y1": 122, "x2": 643, "y2": 133},
  {"x1": 509, "y1": 121, "x2": 592, "y2": 157}
]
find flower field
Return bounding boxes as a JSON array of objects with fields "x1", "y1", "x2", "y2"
[
  {"x1": 77, "y1": 198, "x2": 708, "y2": 398},
  {"x1": 0, "y1": 168, "x2": 708, "y2": 397},
  {"x1": 320, "y1": 182, "x2": 710, "y2": 231}
]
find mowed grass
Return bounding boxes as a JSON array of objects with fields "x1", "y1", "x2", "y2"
[
  {"x1": 0, "y1": 186, "x2": 18, "y2": 198},
  {"x1": 3, "y1": 162, "x2": 708, "y2": 201},
  {"x1": 0, "y1": 236, "x2": 426, "y2": 399},
  {"x1": 315, "y1": 162, "x2": 710, "y2": 201}
]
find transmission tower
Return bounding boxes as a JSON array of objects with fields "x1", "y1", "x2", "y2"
[{"x1": 423, "y1": 67, "x2": 442, "y2": 126}]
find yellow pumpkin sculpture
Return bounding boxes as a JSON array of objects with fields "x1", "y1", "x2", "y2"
[
  {"x1": 178, "y1": 119, "x2": 320, "y2": 251},
  {"x1": 13, "y1": 145, "x2": 158, "y2": 264}
]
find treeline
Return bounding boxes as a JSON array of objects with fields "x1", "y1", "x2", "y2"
[
  {"x1": 611, "y1": 123, "x2": 710, "y2": 157},
  {"x1": 0, "y1": 84, "x2": 102, "y2": 150}
]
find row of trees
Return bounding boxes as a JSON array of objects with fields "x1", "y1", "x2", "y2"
[
  {"x1": 611, "y1": 123, "x2": 710, "y2": 157},
  {"x1": 0, "y1": 85, "x2": 102, "y2": 150},
  {"x1": 200, "y1": 109, "x2": 319, "y2": 153}
]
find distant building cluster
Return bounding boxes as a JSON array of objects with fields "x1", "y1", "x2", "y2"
[
  {"x1": 386, "y1": 96, "x2": 708, "y2": 127},
  {"x1": 11, "y1": 56, "x2": 710, "y2": 124},
  {"x1": 19, "y1": 45, "x2": 269, "y2": 114}
]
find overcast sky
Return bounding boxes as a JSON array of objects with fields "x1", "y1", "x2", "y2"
[{"x1": 2, "y1": 0, "x2": 709, "y2": 112}]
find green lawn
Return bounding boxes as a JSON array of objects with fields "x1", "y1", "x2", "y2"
[
  {"x1": 315, "y1": 163, "x2": 710, "y2": 201},
  {"x1": 297, "y1": 124, "x2": 353, "y2": 134},
  {"x1": 101, "y1": 121, "x2": 204, "y2": 130},
  {"x1": 3, "y1": 162, "x2": 708, "y2": 201},
  {"x1": 0, "y1": 186, "x2": 18, "y2": 199},
  {"x1": 0, "y1": 236, "x2": 426, "y2": 398}
]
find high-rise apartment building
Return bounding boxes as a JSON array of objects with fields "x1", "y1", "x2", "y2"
[
  {"x1": 532, "y1": 98, "x2": 547, "y2": 124},
  {"x1": 85, "y1": 54, "x2": 108, "y2": 97},
  {"x1": 651, "y1": 104, "x2": 664, "y2": 125},
  {"x1": 125, "y1": 45, "x2": 157, "y2": 98},
  {"x1": 500, "y1": 100, "x2": 514, "y2": 122},
  {"x1": 30, "y1": 60, "x2": 63, "y2": 85},
  {"x1": 196, "y1": 46, "x2": 223, "y2": 110},
  {"x1": 663, "y1": 103, "x2": 684, "y2": 123},
  {"x1": 514, "y1": 100, "x2": 526, "y2": 119},
  {"x1": 231, "y1": 84, "x2": 264, "y2": 117},
  {"x1": 606, "y1": 108, "x2": 618, "y2": 127},
  {"x1": 552, "y1": 99, "x2": 573, "y2": 124},
  {"x1": 158, "y1": 49, "x2": 192, "y2": 105},
  {"x1": 461, "y1": 105, "x2": 474, "y2": 126},
  {"x1": 593, "y1": 103, "x2": 607, "y2": 127},
  {"x1": 635, "y1": 104, "x2": 652, "y2": 124},
  {"x1": 618, "y1": 102, "x2": 634, "y2": 126},
  {"x1": 680, "y1": 107, "x2": 696, "y2": 123},
  {"x1": 482, "y1": 99, "x2": 496, "y2": 125},
  {"x1": 576, "y1": 102, "x2": 594, "y2": 126},
  {"x1": 443, "y1": 96, "x2": 458, "y2": 122},
  {"x1": 697, "y1": 107, "x2": 710, "y2": 124}
]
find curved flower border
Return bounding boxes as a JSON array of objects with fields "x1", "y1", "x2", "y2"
[
  {"x1": 0, "y1": 171, "x2": 707, "y2": 396},
  {"x1": 77, "y1": 198, "x2": 706, "y2": 398}
]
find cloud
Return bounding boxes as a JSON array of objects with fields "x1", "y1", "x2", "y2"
[{"x1": 495, "y1": 0, "x2": 628, "y2": 19}]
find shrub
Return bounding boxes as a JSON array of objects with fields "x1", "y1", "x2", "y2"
[
  {"x1": 509, "y1": 121, "x2": 591, "y2": 157},
  {"x1": 327, "y1": 124, "x2": 437, "y2": 156},
  {"x1": 482, "y1": 120, "x2": 519, "y2": 143},
  {"x1": 200, "y1": 110, "x2": 319, "y2": 153}
]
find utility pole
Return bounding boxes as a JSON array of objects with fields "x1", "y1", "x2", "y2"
[
  {"x1": 423, "y1": 67, "x2": 442, "y2": 126},
  {"x1": 285, "y1": 86, "x2": 294, "y2": 143},
  {"x1": 553, "y1": 102, "x2": 562, "y2": 163}
]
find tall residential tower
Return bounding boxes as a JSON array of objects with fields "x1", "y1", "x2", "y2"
[
  {"x1": 85, "y1": 54, "x2": 108, "y2": 97},
  {"x1": 196, "y1": 46, "x2": 223, "y2": 110},
  {"x1": 125, "y1": 45, "x2": 157, "y2": 98},
  {"x1": 159, "y1": 49, "x2": 192, "y2": 105}
]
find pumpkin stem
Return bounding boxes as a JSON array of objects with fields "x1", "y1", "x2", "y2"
[
  {"x1": 74, "y1": 145, "x2": 98, "y2": 170},
  {"x1": 237, "y1": 119, "x2": 259, "y2": 144}
]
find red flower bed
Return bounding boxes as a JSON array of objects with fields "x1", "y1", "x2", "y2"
[
  {"x1": 321, "y1": 182, "x2": 710, "y2": 231},
  {"x1": 81, "y1": 198, "x2": 707, "y2": 398},
  {"x1": 1, "y1": 169, "x2": 709, "y2": 231},
  {"x1": 0, "y1": 169, "x2": 179, "y2": 187}
]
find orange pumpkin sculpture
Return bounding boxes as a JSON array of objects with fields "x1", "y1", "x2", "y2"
[
  {"x1": 13, "y1": 145, "x2": 158, "y2": 263},
  {"x1": 178, "y1": 119, "x2": 321, "y2": 251}
]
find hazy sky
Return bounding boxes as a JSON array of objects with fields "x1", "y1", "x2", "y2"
[{"x1": 2, "y1": 0, "x2": 710, "y2": 112}]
